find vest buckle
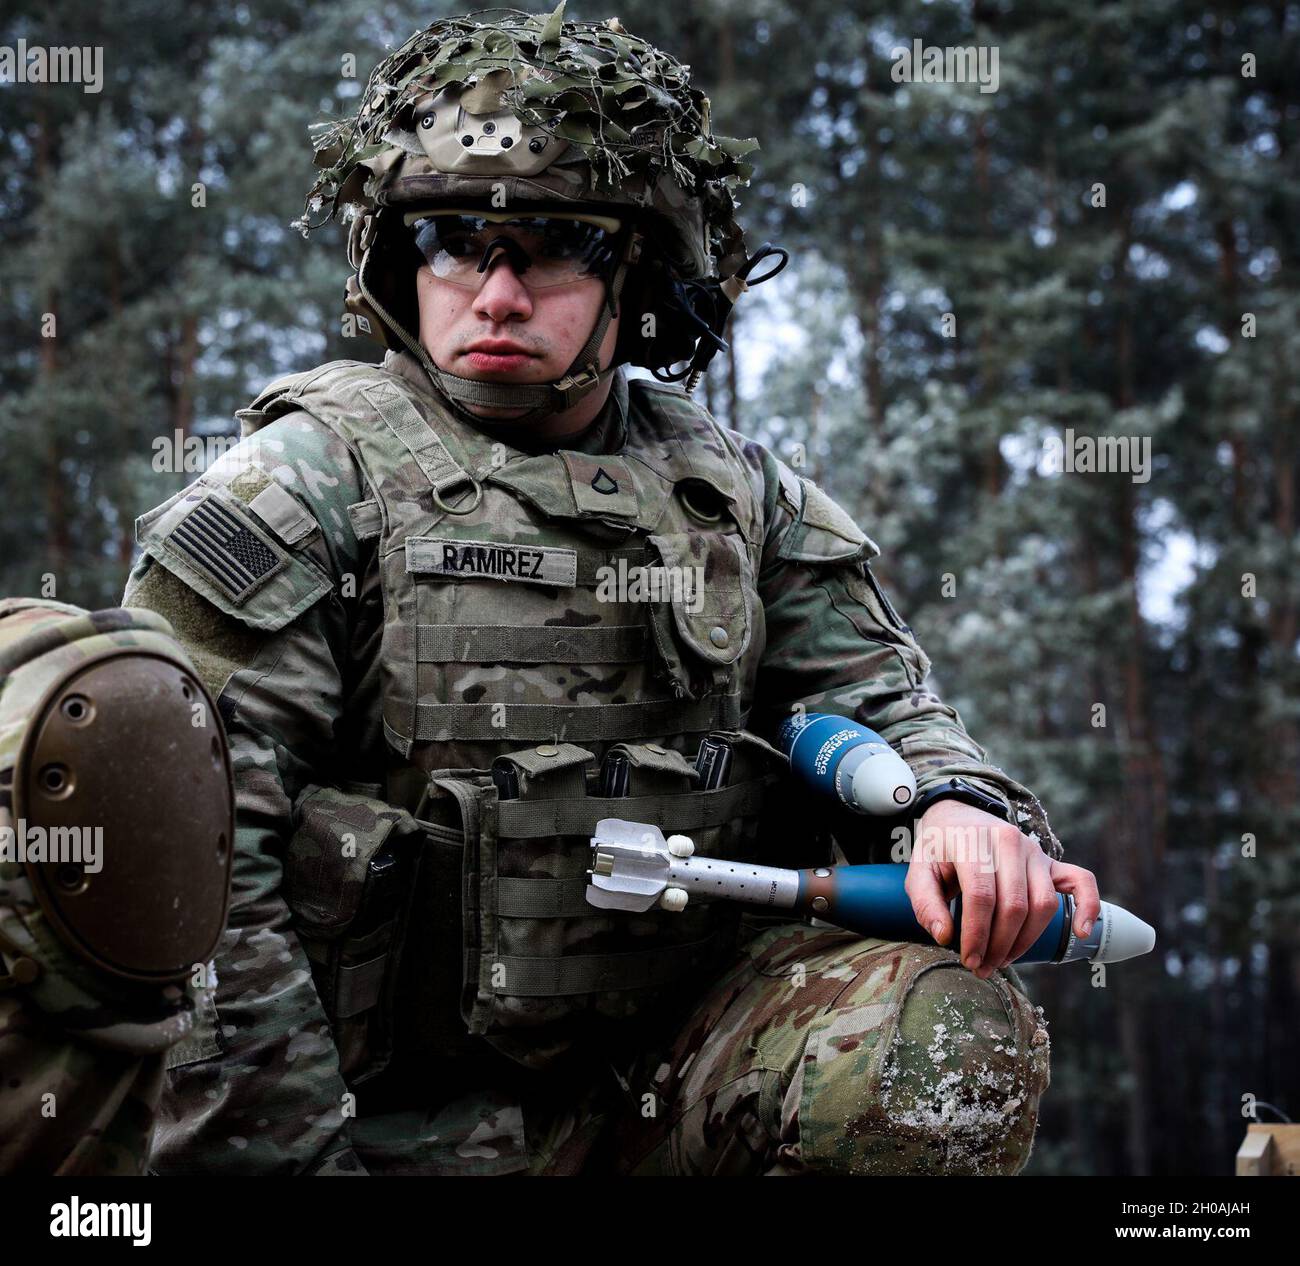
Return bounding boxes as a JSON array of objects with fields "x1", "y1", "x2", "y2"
[{"x1": 553, "y1": 367, "x2": 602, "y2": 410}]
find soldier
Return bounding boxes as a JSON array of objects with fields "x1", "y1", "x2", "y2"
[
  {"x1": 0, "y1": 599, "x2": 233, "y2": 1174},
  {"x1": 122, "y1": 8, "x2": 1099, "y2": 1176}
]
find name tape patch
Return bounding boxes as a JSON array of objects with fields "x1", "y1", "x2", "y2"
[{"x1": 406, "y1": 536, "x2": 577, "y2": 588}]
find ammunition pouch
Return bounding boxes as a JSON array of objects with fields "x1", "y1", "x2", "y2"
[
  {"x1": 282, "y1": 783, "x2": 425, "y2": 1084},
  {"x1": 430, "y1": 732, "x2": 784, "y2": 1068}
]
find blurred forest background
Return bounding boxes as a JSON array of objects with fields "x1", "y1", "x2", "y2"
[{"x1": 1, "y1": 0, "x2": 1296, "y2": 1175}]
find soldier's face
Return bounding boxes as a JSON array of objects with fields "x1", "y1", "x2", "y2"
[{"x1": 415, "y1": 247, "x2": 619, "y2": 423}]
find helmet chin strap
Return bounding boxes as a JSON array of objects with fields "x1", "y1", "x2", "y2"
[{"x1": 358, "y1": 226, "x2": 640, "y2": 429}]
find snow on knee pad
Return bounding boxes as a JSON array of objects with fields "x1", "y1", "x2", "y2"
[{"x1": 792, "y1": 945, "x2": 1051, "y2": 1175}]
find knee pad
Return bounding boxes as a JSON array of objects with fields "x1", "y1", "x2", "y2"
[{"x1": 794, "y1": 944, "x2": 1051, "y2": 1176}]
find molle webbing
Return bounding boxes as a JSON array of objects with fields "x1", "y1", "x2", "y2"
[
  {"x1": 412, "y1": 693, "x2": 743, "y2": 742},
  {"x1": 359, "y1": 381, "x2": 476, "y2": 496},
  {"x1": 495, "y1": 876, "x2": 592, "y2": 919},
  {"x1": 487, "y1": 933, "x2": 731, "y2": 997},
  {"x1": 493, "y1": 776, "x2": 765, "y2": 838},
  {"x1": 423, "y1": 736, "x2": 781, "y2": 1042},
  {"x1": 416, "y1": 623, "x2": 647, "y2": 664}
]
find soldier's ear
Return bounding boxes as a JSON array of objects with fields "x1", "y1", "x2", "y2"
[{"x1": 614, "y1": 255, "x2": 700, "y2": 373}]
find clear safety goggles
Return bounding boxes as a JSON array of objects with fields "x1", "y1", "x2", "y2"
[{"x1": 403, "y1": 208, "x2": 624, "y2": 289}]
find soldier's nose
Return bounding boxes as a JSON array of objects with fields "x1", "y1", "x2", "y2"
[{"x1": 471, "y1": 254, "x2": 534, "y2": 323}]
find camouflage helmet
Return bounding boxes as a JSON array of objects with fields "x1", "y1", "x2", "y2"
[
  {"x1": 0, "y1": 600, "x2": 232, "y2": 992},
  {"x1": 297, "y1": 4, "x2": 776, "y2": 422}
]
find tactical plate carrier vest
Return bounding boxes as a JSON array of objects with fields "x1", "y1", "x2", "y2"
[{"x1": 234, "y1": 360, "x2": 795, "y2": 1075}]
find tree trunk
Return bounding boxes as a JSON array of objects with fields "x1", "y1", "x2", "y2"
[
  {"x1": 1107, "y1": 204, "x2": 1160, "y2": 1174},
  {"x1": 36, "y1": 103, "x2": 70, "y2": 585}
]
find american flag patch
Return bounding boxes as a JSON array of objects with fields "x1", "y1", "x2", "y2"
[{"x1": 167, "y1": 495, "x2": 283, "y2": 603}]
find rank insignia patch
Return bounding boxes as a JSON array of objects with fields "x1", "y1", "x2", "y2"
[{"x1": 166, "y1": 495, "x2": 284, "y2": 603}]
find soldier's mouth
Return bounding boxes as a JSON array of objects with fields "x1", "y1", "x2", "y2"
[{"x1": 462, "y1": 340, "x2": 539, "y2": 373}]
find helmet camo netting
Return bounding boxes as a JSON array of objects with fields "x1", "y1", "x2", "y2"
[{"x1": 296, "y1": 4, "x2": 759, "y2": 279}]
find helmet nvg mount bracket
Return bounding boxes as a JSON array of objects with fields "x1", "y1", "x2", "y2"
[{"x1": 297, "y1": 3, "x2": 788, "y2": 424}]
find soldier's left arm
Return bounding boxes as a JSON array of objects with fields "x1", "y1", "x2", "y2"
[
  {"x1": 733, "y1": 437, "x2": 1098, "y2": 974},
  {"x1": 120, "y1": 416, "x2": 379, "y2": 1173}
]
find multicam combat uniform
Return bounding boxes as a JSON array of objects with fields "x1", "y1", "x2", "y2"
[{"x1": 123, "y1": 348, "x2": 1054, "y2": 1176}]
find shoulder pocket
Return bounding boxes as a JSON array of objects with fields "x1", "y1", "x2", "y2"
[
  {"x1": 776, "y1": 478, "x2": 880, "y2": 564},
  {"x1": 853, "y1": 563, "x2": 910, "y2": 634},
  {"x1": 137, "y1": 485, "x2": 331, "y2": 632},
  {"x1": 840, "y1": 565, "x2": 932, "y2": 683}
]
